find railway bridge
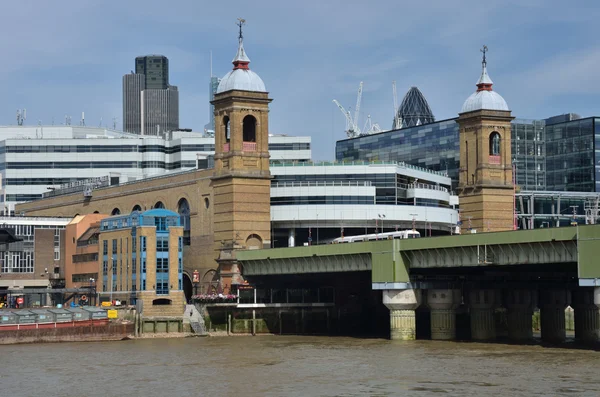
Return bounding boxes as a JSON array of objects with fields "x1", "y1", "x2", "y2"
[{"x1": 237, "y1": 225, "x2": 600, "y2": 342}]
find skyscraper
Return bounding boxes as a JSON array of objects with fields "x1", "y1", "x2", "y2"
[
  {"x1": 205, "y1": 76, "x2": 221, "y2": 135},
  {"x1": 123, "y1": 55, "x2": 179, "y2": 135}
]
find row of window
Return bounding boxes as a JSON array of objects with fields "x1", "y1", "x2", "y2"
[
  {"x1": 271, "y1": 196, "x2": 375, "y2": 205},
  {"x1": 3, "y1": 160, "x2": 196, "y2": 170},
  {"x1": 71, "y1": 273, "x2": 97, "y2": 283},
  {"x1": 72, "y1": 253, "x2": 99, "y2": 263},
  {"x1": 0, "y1": 142, "x2": 309, "y2": 155}
]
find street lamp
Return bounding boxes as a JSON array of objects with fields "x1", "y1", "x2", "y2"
[
  {"x1": 378, "y1": 214, "x2": 386, "y2": 234},
  {"x1": 89, "y1": 278, "x2": 96, "y2": 306},
  {"x1": 192, "y1": 270, "x2": 200, "y2": 297}
]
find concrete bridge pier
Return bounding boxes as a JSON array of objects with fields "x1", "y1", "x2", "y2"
[
  {"x1": 469, "y1": 289, "x2": 497, "y2": 341},
  {"x1": 383, "y1": 289, "x2": 421, "y2": 340},
  {"x1": 427, "y1": 289, "x2": 461, "y2": 340},
  {"x1": 505, "y1": 289, "x2": 537, "y2": 342},
  {"x1": 572, "y1": 288, "x2": 600, "y2": 344},
  {"x1": 539, "y1": 289, "x2": 571, "y2": 344}
]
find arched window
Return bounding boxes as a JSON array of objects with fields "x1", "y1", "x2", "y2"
[
  {"x1": 243, "y1": 115, "x2": 256, "y2": 142},
  {"x1": 223, "y1": 116, "x2": 231, "y2": 142},
  {"x1": 132, "y1": 204, "x2": 142, "y2": 212},
  {"x1": 111, "y1": 208, "x2": 121, "y2": 216},
  {"x1": 177, "y1": 198, "x2": 190, "y2": 233},
  {"x1": 490, "y1": 132, "x2": 501, "y2": 156},
  {"x1": 154, "y1": 201, "x2": 165, "y2": 209}
]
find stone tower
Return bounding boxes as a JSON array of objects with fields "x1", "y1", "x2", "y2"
[
  {"x1": 457, "y1": 46, "x2": 515, "y2": 233},
  {"x1": 211, "y1": 20, "x2": 272, "y2": 291}
]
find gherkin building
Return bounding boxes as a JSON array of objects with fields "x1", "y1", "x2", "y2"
[{"x1": 393, "y1": 87, "x2": 435, "y2": 129}]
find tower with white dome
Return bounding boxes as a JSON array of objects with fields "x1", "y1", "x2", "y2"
[
  {"x1": 457, "y1": 46, "x2": 515, "y2": 233},
  {"x1": 211, "y1": 19, "x2": 272, "y2": 289}
]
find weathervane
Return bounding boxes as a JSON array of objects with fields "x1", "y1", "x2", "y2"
[
  {"x1": 480, "y1": 45, "x2": 488, "y2": 66},
  {"x1": 236, "y1": 18, "x2": 246, "y2": 42}
]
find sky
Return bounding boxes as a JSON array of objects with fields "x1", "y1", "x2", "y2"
[{"x1": 0, "y1": 0, "x2": 599, "y2": 161}]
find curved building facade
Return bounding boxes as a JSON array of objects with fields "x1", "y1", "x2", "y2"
[{"x1": 394, "y1": 87, "x2": 435, "y2": 129}]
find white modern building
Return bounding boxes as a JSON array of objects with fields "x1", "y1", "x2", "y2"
[
  {"x1": 270, "y1": 161, "x2": 459, "y2": 247},
  {"x1": 0, "y1": 126, "x2": 311, "y2": 214}
]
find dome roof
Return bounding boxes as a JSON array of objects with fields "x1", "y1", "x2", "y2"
[
  {"x1": 216, "y1": 31, "x2": 266, "y2": 94},
  {"x1": 393, "y1": 86, "x2": 435, "y2": 129},
  {"x1": 461, "y1": 90, "x2": 508, "y2": 113},
  {"x1": 217, "y1": 69, "x2": 266, "y2": 93},
  {"x1": 460, "y1": 47, "x2": 509, "y2": 114}
]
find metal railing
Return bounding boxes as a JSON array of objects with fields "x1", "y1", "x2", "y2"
[
  {"x1": 242, "y1": 142, "x2": 257, "y2": 151},
  {"x1": 272, "y1": 181, "x2": 373, "y2": 188},
  {"x1": 270, "y1": 160, "x2": 448, "y2": 177},
  {"x1": 401, "y1": 183, "x2": 449, "y2": 193}
]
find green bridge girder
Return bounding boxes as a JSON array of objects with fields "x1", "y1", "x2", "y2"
[{"x1": 236, "y1": 225, "x2": 600, "y2": 286}]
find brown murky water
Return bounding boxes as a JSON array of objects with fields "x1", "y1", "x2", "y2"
[{"x1": 1, "y1": 336, "x2": 598, "y2": 396}]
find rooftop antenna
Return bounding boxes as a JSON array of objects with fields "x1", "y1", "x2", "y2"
[
  {"x1": 392, "y1": 81, "x2": 400, "y2": 129},
  {"x1": 210, "y1": 50, "x2": 213, "y2": 78}
]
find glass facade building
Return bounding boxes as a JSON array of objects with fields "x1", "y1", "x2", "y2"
[
  {"x1": 336, "y1": 118, "x2": 460, "y2": 184},
  {"x1": 337, "y1": 115, "x2": 600, "y2": 192},
  {"x1": 394, "y1": 87, "x2": 435, "y2": 129}
]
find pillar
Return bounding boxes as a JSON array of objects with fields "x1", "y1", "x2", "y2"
[
  {"x1": 539, "y1": 289, "x2": 570, "y2": 344},
  {"x1": 469, "y1": 289, "x2": 497, "y2": 341},
  {"x1": 572, "y1": 288, "x2": 599, "y2": 344},
  {"x1": 383, "y1": 289, "x2": 421, "y2": 340},
  {"x1": 505, "y1": 289, "x2": 536, "y2": 342},
  {"x1": 288, "y1": 228, "x2": 295, "y2": 247},
  {"x1": 428, "y1": 289, "x2": 461, "y2": 340}
]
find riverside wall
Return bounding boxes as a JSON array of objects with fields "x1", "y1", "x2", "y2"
[{"x1": 0, "y1": 323, "x2": 134, "y2": 345}]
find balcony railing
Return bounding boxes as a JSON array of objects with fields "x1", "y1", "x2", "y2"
[
  {"x1": 489, "y1": 155, "x2": 501, "y2": 164},
  {"x1": 242, "y1": 141, "x2": 257, "y2": 152},
  {"x1": 223, "y1": 142, "x2": 230, "y2": 152}
]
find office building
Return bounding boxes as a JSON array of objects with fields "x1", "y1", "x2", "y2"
[
  {"x1": 97, "y1": 209, "x2": 184, "y2": 315},
  {"x1": 123, "y1": 55, "x2": 179, "y2": 135},
  {"x1": 393, "y1": 86, "x2": 435, "y2": 129},
  {"x1": 0, "y1": 216, "x2": 70, "y2": 306},
  {"x1": 0, "y1": 125, "x2": 311, "y2": 214},
  {"x1": 337, "y1": 115, "x2": 600, "y2": 193},
  {"x1": 135, "y1": 55, "x2": 170, "y2": 89}
]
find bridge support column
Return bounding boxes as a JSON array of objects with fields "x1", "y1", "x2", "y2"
[
  {"x1": 383, "y1": 289, "x2": 421, "y2": 340},
  {"x1": 539, "y1": 289, "x2": 570, "y2": 344},
  {"x1": 505, "y1": 289, "x2": 536, "y2": 342},
  {"x1": 572, "y1": 288, "x2": 599, "y2": 344},
  {"x1": 428, "y1": 289, "x2": 461, "y2": 340},
  {"x1": 288, "y1": 228, "x2": 295, "y2": 247},
  {"x1": 469, "y1": 289, "x2": 497, "y2": 341}
]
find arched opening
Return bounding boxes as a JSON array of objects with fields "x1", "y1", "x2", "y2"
[
  {"x1": 154, "y1": 201, "x2": 165, "y2": 209},
  {"x1": 93, "y1": 211, "x2": 100, "y2": 214},
  {"x1": 177, "y1": 198, "x2": 191, "y2": 246},
  {"x1": 202, "y1": 269, "x2": 219, "y2": 294},
  {"x1": 489, "y1": 132, "x2": 501, "y2": 156},
  {"x1": 111, "y1": 208, "x2": 121, "y2": 216},
  {"x1": 132, "y1": 204, "x2": 142, "y2": 212},
  {"x1": 183, "y1": 273, "x2": 193, "y2": 302},
  {"x1": 246, "y1": 234, "x2": 263, "y2": 249},
  {"x1": 152, "y1": 298, "x2": 172, "y2": 306},
  {"x1": 243, "y1": 115, "x2": 256, "y2": 143},
  {"x1": 223, "y1": 116, "x2": 231, "y2": 143}
]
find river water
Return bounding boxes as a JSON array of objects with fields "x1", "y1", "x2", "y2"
[{"x1": 1, "y1": 336, "x2": 598, "y2": 396}]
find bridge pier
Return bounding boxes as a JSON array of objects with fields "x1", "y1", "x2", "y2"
[
  {"x1": 505, "y1": 289, "x2": 536, "y2": 342},
  {"x1": 469, "y1": 289, "x2": 497, "y2": 341},
  {"x1": 572, "y1": 288, "x2": 600, "y2": 344},
  {"x1": 539, "y1": 289, "x2": 570, "y2": 344},
  {"x1": 428, "y1": 289, "x2": 461, "y2": 340},
  {"x1": 383, "y1": 289, "x2": 421, "y2": 340}
]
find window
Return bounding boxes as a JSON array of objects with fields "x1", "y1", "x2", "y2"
[
  {"x1": 141, "y1": 236, "x2": 146, "y2": 252},
  {"x1": 156, "y1": 237, "x2": 169, "y2": 252},
  {"x1": 156, "y1": 281, "x2": 169, "y2": 295},
  {"x1": 155, "y1": 216, "x2": 167, "y2": 231},
  {"x1": 132, "y1": 258, "x2": 137, "y2": 274},
  {"x1": 132, "y1": 237, "x2": 137, "y2": 252},
  {"x1": 103, "y1": 260, "x2": 108, "y2": 275},
  {"x1": 142, "y1": 279, "x2": 146, "y2": 291},
  {"x1": 243, "y1": 115, "x2": 257, "y2": 142},
  {"x1": 178, "y1": 237, "x2": 183, "y2": 252},
  {"x1": 142, "y1": 258, "x2": 146, "y2": 273},
  {"x1": 157, "y1": 258, "x2": 169, "y2": 273},
  {"x1": 223, "y1": 116, "x2": 231, "y2": 142},
  {"x1": 112, "y1": 239, "x2": 117, "y2": 254},
  {"x1": 103, "y1": 240, "x2": 108, "y2": 255},
  {"x1": 490, "y1": 132, "x2": 501, "y2": 155}
]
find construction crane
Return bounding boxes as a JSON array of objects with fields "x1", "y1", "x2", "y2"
[
  {"x1": 333, "y1": 81, "x2": 364, "y2": 138},
  {"x1": 353, "y1": 82, "x2": 363, "y2": 134},
  {"x1": 392, "y1": 81, "x2": 401, "y2": 130}
]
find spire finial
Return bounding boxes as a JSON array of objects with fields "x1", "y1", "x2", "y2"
[
  {"x1": 236, "y1": 18, "x2": 246, "y2": 43},
  {"x1": 232, "y1": 18, "x2": 250, "y2": 70},
  {"x1": 480, "y1": 45, "x2": 488, "y2": 67}
]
